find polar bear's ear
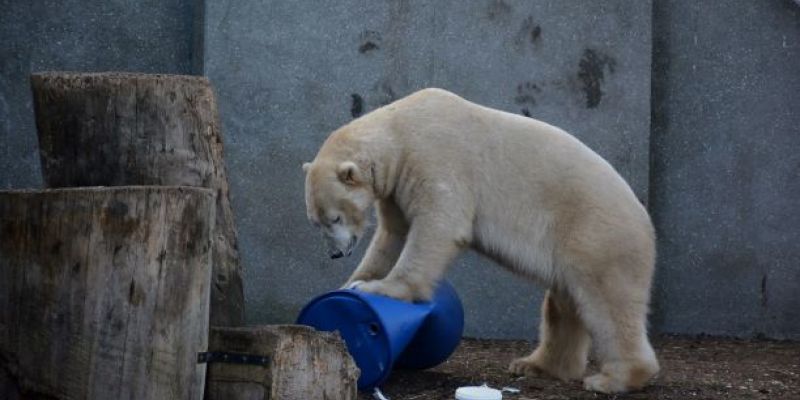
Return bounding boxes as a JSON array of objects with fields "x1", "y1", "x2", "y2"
[
  {"x1": 336, "y1": 161, "x2": 362, "y2": 186},
  {"x1": 302, "y1": 162, "x2": 312, "y2": 173}
]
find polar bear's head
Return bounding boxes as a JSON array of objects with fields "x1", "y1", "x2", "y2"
[{"x1": 303, "y1": 160, "x2": 373, "y2": 259}]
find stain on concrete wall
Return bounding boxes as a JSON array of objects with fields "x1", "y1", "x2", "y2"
[{"x1": 577, "y1": 49, "x2": 617, "y2": 108}]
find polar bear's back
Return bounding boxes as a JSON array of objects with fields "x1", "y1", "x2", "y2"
[
  {"x1": 383, "y1": 88, "x2": 640, "y2": 210},
  {"x1": 375, "y1": 89, "x2": 654, "y2": 269}
]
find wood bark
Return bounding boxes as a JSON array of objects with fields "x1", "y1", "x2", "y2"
[
  {"x1": 205, "y1": 325, "x2": 359, "y2": 400},
  {"x1": 30, "y1": 72, "x2": 244, "y2": 327},
  {"x1": 0, "y1": 186, "x2": 215, "y2": 400}
]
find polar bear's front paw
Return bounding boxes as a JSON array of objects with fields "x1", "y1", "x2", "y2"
[
  {"x1": 341, "y1": 280, "x2": 365, "y2": 290},
  {"x1": 357, "y1": 279, "x2": 416, "y2": 302}
]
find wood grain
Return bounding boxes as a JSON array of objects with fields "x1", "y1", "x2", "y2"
[
  {"x1": 31, "y1": 72, "x2": 244, "y2": 327},
  {"x1": 0, "y1": 186, "x2": 215, "y2": 400}
]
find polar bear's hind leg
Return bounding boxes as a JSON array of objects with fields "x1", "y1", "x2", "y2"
[
  {"x1": 570, "y1": 259, "x2": 659, "y2": 393},
  {"x1": 509, "y1": 288, "x2": 590, "y2": 381}
]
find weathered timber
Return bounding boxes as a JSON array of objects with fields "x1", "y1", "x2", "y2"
[
  {"x1": 205, "y1": 325, "x2": 359, "y2": 400},
  {"x1": 30, "y1": 72, "x2": 244, "y2": 327},
  {"x1": 0, "y1": 186, "x2": 215, "y2": 400}
]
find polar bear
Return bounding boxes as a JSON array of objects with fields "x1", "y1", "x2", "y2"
[{"x1": 302, "y1": 88, "x2": 659, "y2": 393}]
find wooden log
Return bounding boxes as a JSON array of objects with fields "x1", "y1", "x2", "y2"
[
  {"x1": 205, "y1": 325, "x2": 359, "y2": 400},
  {"x1": 30, "y1": 72, "x2": 244, "y2": 328},
  {"x1": 0, "y1": 186, "x2": 215, "y2": 400}
]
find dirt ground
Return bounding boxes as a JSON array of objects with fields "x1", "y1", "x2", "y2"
[{"x1": 360, "y1": 335, "x2": 800, "y2": 400}]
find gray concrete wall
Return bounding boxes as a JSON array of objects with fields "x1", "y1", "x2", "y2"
[
  {"x1": 1, "y1": 0, "x2": 797, "y2": 340},
  {"x1": 0, "y1": 0, "x2": 199, "y2": 189},
  {"x1": 204, "y1": 0, "x2": 653, "y2": 339},
  {"x1": 650, "y1": 0, "x2": 800, "y2": 340}
]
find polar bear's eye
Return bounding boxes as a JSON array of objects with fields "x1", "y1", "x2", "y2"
[{"x1": 332, "y1": 216, "x2": 341, "y2": 224}]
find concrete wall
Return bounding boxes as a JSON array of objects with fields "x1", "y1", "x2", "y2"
[
  {"x1": 204, "y1": 0, "x2": 653, "y2": 339},
  {"x1": 0, "y1": 0, "x2": 199, "y2": 189},
  {"x1": 0, "y1": 0, "x2": 797, "y2": 339},
  {"x1": 650, "y1": 0, "x2": 800, "y2": 340}
]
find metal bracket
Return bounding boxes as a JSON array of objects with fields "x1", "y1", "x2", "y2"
[{"x1": 197, "y1": 351, "x2": 270, "y2": 366}]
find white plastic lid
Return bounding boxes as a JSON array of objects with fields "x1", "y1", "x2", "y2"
[{"x1": 455, "y1": 385, "x2": 503, "y2": 400}]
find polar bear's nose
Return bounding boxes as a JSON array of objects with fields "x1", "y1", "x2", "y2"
[{"x1": 330, "y1": 250, "x2": 344, "y2": 259}]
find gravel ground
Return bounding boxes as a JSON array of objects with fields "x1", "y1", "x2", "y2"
[{"x1": 360, "y1": 335, "x2": 800, "y2": 400}]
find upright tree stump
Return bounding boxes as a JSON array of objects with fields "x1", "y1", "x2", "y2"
[
  {"x1": 30, "y1": 72, "x2": 244, "y2": 327},
  {"x1": 204, "y1": 325, "x2": 359, "y2": 400},
  {"x1": 0, "y1": 187, "x2": 215, "y2": 400}
]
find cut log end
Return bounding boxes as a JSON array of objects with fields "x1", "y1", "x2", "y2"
[{"x1": 206, "y1": 325, "x2": 359, "y2": 400}]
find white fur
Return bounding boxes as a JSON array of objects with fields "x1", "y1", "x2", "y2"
[{"x1": 303, "y1": 88, "x2": 660, "y2": 393}]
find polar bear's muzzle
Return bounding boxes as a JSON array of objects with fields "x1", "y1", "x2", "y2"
[
  {"x1": 323, "y1": 227, "x2": 359, "y2": 259},
  {"x1": 326, "y1": 237, "x2": 356, "y2": 259}
]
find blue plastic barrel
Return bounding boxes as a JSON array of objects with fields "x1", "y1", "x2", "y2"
[
  {"x1": 296, "y1": 280, "x2": 464, "y2": 390},
  {"x1": 395, "y1": 280, "x2": 464, "y2": 369}
]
